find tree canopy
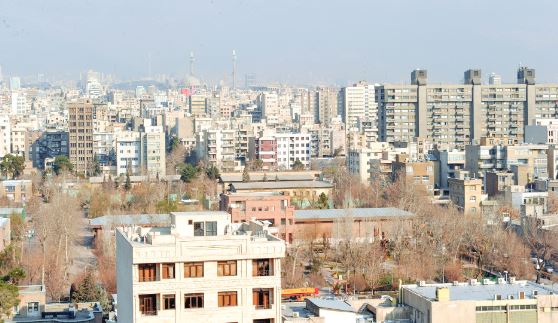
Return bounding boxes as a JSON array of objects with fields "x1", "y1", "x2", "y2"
[
  {"x1": 0, "y1": 154, "x2": 25, "y2": 179},
  {"x1": 52, "y1": 155, "x2": 73, "y2": 175}
]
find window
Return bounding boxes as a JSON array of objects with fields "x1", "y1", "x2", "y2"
[
  {"x1": 184, "y1": 262, "x2": 204, "y2": 278},
  {"x1": 139, "y1": 294, "x2": 157, "y2": 315},
  {"x1": 205, "y1": 221, "x2": 217, "y2": 236},
  {"x1": 253, "y1": 259, "x2": 274, "y2": 276},
  {"x1": 470, "y1": 196, "x2": 477, "y2": 202},
  {"x1": 27, "y1": 302, "x2": 39, "y2": 314},
  {"x1": 253, "y1": 288, "x2": 273, "y2": 309},
  {"x1": 218, "y1": 291, "x2": 238, "y2": 307},
  {"x1": 138, "y1": 264, "x2": 157, "y2": 282},
  {"x1": 194, "y1": 222, "x2": 204, "y2": 236},
  {"x1": 163, "y1": 294, "x2": 175, "y2": 310},
  {"x1": 218, "y1": 261, "x2": 237, "y2": 276},
  {"x1": 184, "y1": 293, "x2": 204, "y2": 309},
  {"x1": 162, "y1": 263, "x2": 175, "y2": 279}
]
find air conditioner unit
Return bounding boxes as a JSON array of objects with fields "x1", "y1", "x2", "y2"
[
  {"x1": 482, "y1": 279, "x2": 490, "y2": 285},
  {"x1": 292, "y1": 312, "x2": 300, "y2": 318},
  {"x1": 419, "y1": 281, "x2": 426, "y2": 287}
]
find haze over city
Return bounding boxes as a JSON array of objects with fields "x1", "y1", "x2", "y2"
[
  {"x1": 3, "y1": 1, "x2": 558, "y2": 323},
  {"x1": 2, "y1": 0, "x2": 558, "y2": 84}
]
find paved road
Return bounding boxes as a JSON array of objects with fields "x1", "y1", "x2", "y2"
[{"x1": 68, "y1": 217, "x2": 97, "y2": 277}]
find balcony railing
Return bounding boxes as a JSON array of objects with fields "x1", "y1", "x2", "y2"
[{"x1": 141, "y1": 310, "x2": 157, "y2": 316}]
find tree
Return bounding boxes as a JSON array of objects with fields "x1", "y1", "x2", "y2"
[
  {"x1": 179, "y1": 163, "x2": 200, "y2": 183},
  {"x1": 292, "y1": 159, "x2": 304, "y2": 171},
  {"x1": 52, "y1": 155, "x2": 73, "y2": 175},
  {"x1": 205, "y1": 165, "x2": 220, "y2": 181},
  {"x1": 71, "y1": 269, "x2": 99, "y2": 303},
  {"x1": 252, "y1": 159, "x2": 264, "y2": 171},
  {"x1": 124, "y1": 173, "x2": 132, "y2": 191},
  {"x1": 242, "y1": 167, "x2": 250, "y2": 182},
  {"x1": 0, "y1": 281, "x2": 19, "y2": 321},
  {"x1": 317, "y1": 193, "x2": 329, "y2": 209},
  {"x1": 0, "y1": 154, "x2": 25, "y2": 179}
]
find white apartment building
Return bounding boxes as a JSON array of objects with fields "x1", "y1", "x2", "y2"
[
  {"x1": 259, "y1": 92, "x2": 279, "y2": 122},
  {"x1": 116, "y1": 211, "x2": 285, "y2": 323},
  {"x1": 116, "y1": 131, "x2": 141, "y2": 175},
  {"x1": 275, "y1": 133, "x2": 311, "y2": 170},
  {"x1": 342, "y1": 81, "x2": 378, "y2": 134},
  {"x1": 347, "y1": 142, "x2": 392, "y2": 184},
  {"x1": 0, "y1": 116, "x2": 11, "y2": 157},
  {"x1": 197, "y1": 129, "x2": 236, "y2": 172}
]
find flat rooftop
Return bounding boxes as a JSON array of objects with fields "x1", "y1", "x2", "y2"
[
  {"x1": 90, "y1": 213, "x2": 170, "y2": 227},
  {"x1": 221, "y1": 172, "x2": 318, "y2": 182},
  {"x1": 404, "y1": 281, "x2": 558, "y2": 301},
  {"x1": 230, "y1": 180, "x2": 333, "y2": 190},
  {"x1": 295, "y1": 207, "x2": 414, "y2": 221}
]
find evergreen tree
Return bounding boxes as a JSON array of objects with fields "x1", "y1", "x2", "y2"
[
  {"x1": 242, "y1": 167, "x2": 250, "y2": 182},
  {"x1": 0, "y1": 281, "x2": 19, "y2": 321},
  {"x1": 71, "y1": 270, "x2": 99, "y2": 303},
  {"x1": 124, "y1": 173, "x2": 131, "y2": 191}
]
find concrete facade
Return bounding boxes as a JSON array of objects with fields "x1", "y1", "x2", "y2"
[{"x1": 116, "y1": 211, "x2": 285, "y2": 323}]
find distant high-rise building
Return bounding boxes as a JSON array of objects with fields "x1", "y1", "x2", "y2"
[
  {"x1": 341, "y1": 81, "x2": 378, "y2": 135},
  {"x1": 9, "y1": 77, "x2": 21, "y2": 91},
  {"x1": 245, "y1": 73, "x2": 256, "y2": 88},
  {"x1": 377, "y1": 67, "x2": 556, "y2": 149},
  {"x1": 316, "y1": 87, "x2": 339, "y2": 126},
  {"x1": 489, "y1": 73, "x2": 502, "y2": 85},
  {"x1": 68, "y1": 100, "x2": 107, "y2": 175}
]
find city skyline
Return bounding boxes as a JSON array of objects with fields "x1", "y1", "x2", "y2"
[{"x1": 2, "y1": 0, "x2": 558, "y2": 85}]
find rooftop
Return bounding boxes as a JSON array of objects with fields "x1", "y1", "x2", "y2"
[
  {"x1": 403, "y1": 280, "x2": 558, "y2": 301},
  {"x1": 89, "y1": 213, "x2": 170, "y2": 228},
  {"x1": 294, "y1": 207, "x2": 414, "y2": 221},
  {"x1": 306, "y1": 298, "x2": 356, "y2": 312},
  {"x1": 220, "y1": 172, "x2": 318, "y2": 182},
  {"x1": 230, "y1": 180, "x2": 333, "y2": 191}
]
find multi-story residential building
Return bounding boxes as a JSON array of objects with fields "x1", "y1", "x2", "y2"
[
  {"x1": 377, "y1": 67, "x2": 558, "y2": 149},
  {"x1": 485, "y1": 171, "x2": 515, "y2": 197},
  {"x1": 275, "y1": 133, "x2": 311, "y2": 170},
  {"x1": 255, "y1": 136, "x2": 277, "y2": 171},
  {"x1": 116, "y1": 131, "x2": 141, "y2": 176},
  {"x1": 465, "y1": 137, "x2": 548, "y2": 181},
  {"x1": 401, "y1": 279, "x2": 558, "y2": 323},
  {"x1": 30, "y1": 130, "x2": 69, "y2": 169},
  {"x1": 392, "y1": 153, "x2": 436, "y2": 194},
  {"x1": 448, "y1": 178, "x2": 483, "y2": 214},
  {"x1": 433, "y1": 149, "x2": 466, "y2": 190},
  {"x1": 347, "y1": 142, "x2": 392, "y2": 184},
  {"x1": 197, "y1": 129, "x2": 237, "y2": 172},
  {"x1": 221, "y1": 192, "x2": 295, "y2": 243},
  {"x1": 525, "y1": 118, "x2": 558, "y2": 144},
  {"x1": 316, "y1": 87, "x2": 339, "y2": 126},
  {"x1": 68, "y1": 100, "x2": 107, "y2": 175},
  {"x1": 141, "y1": 127, "x2": 166, "y2": 177},
  {"x1": 341, "y1": 81, "x2": 378, "y2": 135},
  {"x1": 0, "y1": 115, "x2": 11, "y2": 157},
  {"x1": 93, "y1": 131, "x2": 116, "y2": 167},
  {"x1": 0, "y1": 179, "x2": 32, "y2": 204},
  {"x1": 258, "y1": 92, "x2": 279, "y2": 122},
  {"x1": 189, "y1": 95, "x2": 207, "y2": 117},
  {"x1": 9, "y1": 127, "x2": 26, "y2": 158},
  {"x1": 116, "y1": 211, "x2": 285, "y2": 323}
]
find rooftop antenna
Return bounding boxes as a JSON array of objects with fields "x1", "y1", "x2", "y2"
[
  {"x1": 232, "y1": 49, "x2": 237, "y2": 89},
  {"x1": 189, "y1": 51, "x2": 195, "y2": 76}
]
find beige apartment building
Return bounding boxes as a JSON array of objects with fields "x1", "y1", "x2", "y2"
[
  {"x1": 448, "y1": 178, "x2": 483, "y2": 214},
  {"x1": 68, "y1": 100, "x2": 108, "y2": 175},
  {"x1": 401, "y1": 279, "x2": 558, "y2": 323},
  {"x1": 377, "y1": 67, "x2": 558, "y2": 149},
  {"x1": 116, "y1": 211, "x2": 285, "y2": 323}
]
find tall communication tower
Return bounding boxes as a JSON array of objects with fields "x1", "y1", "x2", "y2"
[{"x1": 189, "y1": 51, "x2": 195, "y2": 76}]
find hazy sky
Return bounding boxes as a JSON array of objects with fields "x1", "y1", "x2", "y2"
[{"x1": 1, "y1": 0, "x2": 557, "y2": 85}]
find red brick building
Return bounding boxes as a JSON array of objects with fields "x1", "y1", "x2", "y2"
[
  {"x1": 256, "y1": 137, "x2": 277, "y2": 170},
  {"x1": 221, "y1": 192, "x2": 295, "y2": 243}
]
